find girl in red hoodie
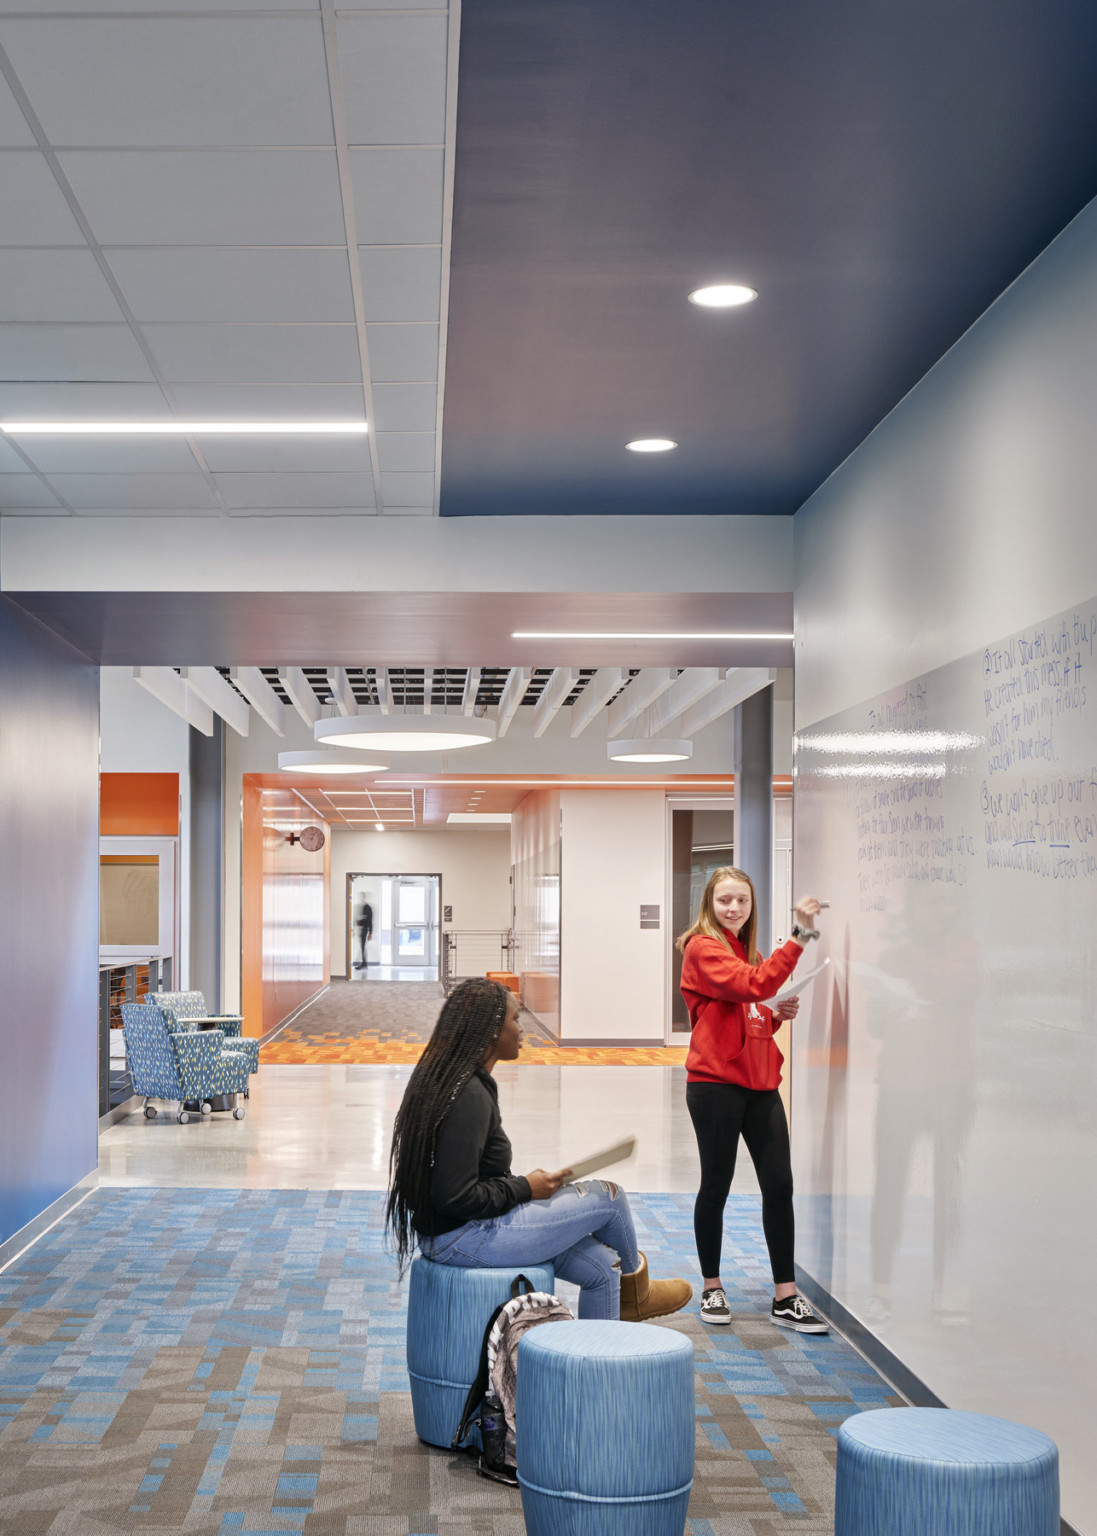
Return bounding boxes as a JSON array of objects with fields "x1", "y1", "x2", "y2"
[{"x1": 678, "y1": 866, "x2": 826, "y2": 1333}]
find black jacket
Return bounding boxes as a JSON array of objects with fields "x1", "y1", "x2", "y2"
[{"x1": 416, "y1": 1068, "x2": 531, "y2": 1235}]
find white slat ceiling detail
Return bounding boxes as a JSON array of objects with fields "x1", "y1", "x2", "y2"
[{"x1": 0, "y1": 3, "x2": 455, "y2": 518}]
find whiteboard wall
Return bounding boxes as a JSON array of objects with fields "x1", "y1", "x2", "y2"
[{"x1": 793, "y1": 591, "x2": 1097, "y2": 1527}]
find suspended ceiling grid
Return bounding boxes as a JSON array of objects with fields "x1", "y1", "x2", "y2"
[{"x1": 0, "y1": 3, "x2": 454, "y2": 517}]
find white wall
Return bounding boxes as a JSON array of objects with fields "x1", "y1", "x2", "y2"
[
  {"x1": 559, "y1": 790, "x2": 666, "y2": 1043},
  {"x1": 2, "y1": 513, "x2": 791, "y2": 594},
  {"x1": 328, "y1": 828, "x2": 511, "y2": 976},
  {"x1": 792, "y1": 193, "x2": 1097, "y2": 1529}
]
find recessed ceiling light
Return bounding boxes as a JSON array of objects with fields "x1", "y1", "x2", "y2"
[
  {"x1": 374, "y1": 823, "x2": 385, "y2": 832},
  {"x1": 626, "y1": 438, "x2": 677, "y2": 453},
  {"x1": 608, "y1": 739, "x2": 694, "y2": 763},
  {"x1": 447, "y1": 812, "x2": 513, "y2": 824},
  {"x1": 315, "y1": 716, "x2": 496, "y2": 753},
  {"x1": 0, "y1": 420, "x2": 369, "y2": 435},
  {"x1": 688, "y1": 284, "x2": 758, "y2": 308},
  {"x1": 511, "y1": 630, "x2": 794, "y2": 641},
  {"x1": 278, "y1": 750, "x2": 389, "y2": 774}
]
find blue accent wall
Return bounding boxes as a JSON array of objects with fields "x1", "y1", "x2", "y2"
[{"x1": 0, "y1": 598, "x2": 99, "y2": 1246}]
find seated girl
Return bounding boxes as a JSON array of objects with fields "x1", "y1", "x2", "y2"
[{"x1": 387, "y1": 977, "x2": 691, "y2": 1321}]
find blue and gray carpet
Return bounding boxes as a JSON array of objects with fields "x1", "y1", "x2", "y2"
[{"x1": 0, "y1": 1189, "x2": 899, "y2": 1533}]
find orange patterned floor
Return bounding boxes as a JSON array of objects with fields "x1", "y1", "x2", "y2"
[{"x1": 262, "y1": 1034, "x2": 688, "y2": 1067}]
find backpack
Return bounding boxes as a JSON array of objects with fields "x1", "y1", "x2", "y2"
[{"x1": 453, "y1": 1273, "x2": 574, "y2": 1484}]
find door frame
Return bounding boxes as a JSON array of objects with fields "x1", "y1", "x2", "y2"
[{"x1": 345, "y1": 871, "x2": 443, "y2": 977}]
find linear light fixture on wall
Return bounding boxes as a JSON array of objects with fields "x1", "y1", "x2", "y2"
[
  {"x1": 512, "y1": 630, "x2": 793, "y2": 640},
  {"x1": 0, "y1": 421, "x2": 368, "y2": 435}
]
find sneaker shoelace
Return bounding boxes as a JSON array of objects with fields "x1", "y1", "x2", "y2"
[
  {"x1": 785, "y1": 1295, "x2": 813, "y2": 1318},
  {"x1": 702, "y1": 1288, "x2": 728, "y2": 1310}
]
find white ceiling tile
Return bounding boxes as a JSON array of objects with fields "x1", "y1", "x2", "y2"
[
  {"x1": 370, "y1": 382, "x2": 437, "y2": 431},
  {"x1": 339, "y1": 14, "x2": 448, "y2": 144},
  {"x1": 0, "y1": 324, "x2": 155, "y2": 382},
  {"x1": 50, "y1": 472, "x2": 218, "y2": 509},
  {"x1": 0, "y1": 505, "x2": 69, "y2": 516},
  {"x1": 0, "y1": 382, "x2": 171, "y2": 417},
  {"x1": 58, "y1": 151, "x2": 346, "y2": 246},
  {"x1": 0, "y1": 151, "x2": 84, "y2": 243},
  {"x1": 381, "y1": 469, "x2": 434, "y2": 505},
  {"x1": 142, "y1": 324, "x2": 362, "y2": 384},
  {"x1": 0, "y1": 436, "x2": 31, "y2": 471},
  {"x1": 366, "y1": 323, "x2": 438, "y2": 381},
  {"x1": 0, "y1": 17, "x2": 333, "y2": 147},
  {"x1": 214, "y1": 471, "x2": 374, "y2": 509},
  {"x1": 350, "y1": 149, "x2": 443, "y2": 244},
  {"x1": 227, "y1": 505, "x2": 377, "y2": 518},
  {"x1": 358, "y1": 247, "x2": 441, "y2": 321},
  {"x1": 0, "y1": 73, "x2": 33, "y2": 145},
  {"x1": 107, "y1": 249, "x2": 355, "y2": 325},
  {"x1": 194, "y1": 436, "x2": 371, "y2": 473},
  {"x1": 0, "y1": 250, "x2": 123, "y2": 321},
  {"x1": 375, "y1": 431, "x2": 434, "y2": 471},
  {"x1": 13, "y1": 437, "x2": 199, "y2": 474},
  {"x1": 0, "y1": 473, "x2": 62, "y2": 507},
  {"x1": 169, "y1": 383, "x2": 365, "y2": 419}
]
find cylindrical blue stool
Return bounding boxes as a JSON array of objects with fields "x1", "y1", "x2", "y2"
[
  {"x1": 836, "y1": 1408, "x2": 1059, "y2": 1536},
  {"x1": 517, "y1": 1320, "x2": 695, "y2": 1536},
  {"x1": 406, "y1": 1257, "x2": 554, "y2": 1450}
]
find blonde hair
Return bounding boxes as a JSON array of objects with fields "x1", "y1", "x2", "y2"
[{"x1": 676, "y1": 865, "x2": 759, "y2": 965}]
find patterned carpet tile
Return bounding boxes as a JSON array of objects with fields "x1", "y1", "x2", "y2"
[
  {"x1": 265, "y1": 982, "x2": 688, "y2": 1066},
  {"x1": 0, "y1": 1189, "x2": 900, "y2": 1534}
]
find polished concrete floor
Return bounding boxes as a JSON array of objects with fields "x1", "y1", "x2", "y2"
[{"x1": 98, "y1": 1062, "x2": 763, "y2": 1195}]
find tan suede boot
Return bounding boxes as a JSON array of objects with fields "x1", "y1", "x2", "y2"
[{"x1": 619, "y1": 1252, "x2": 692, "y2": 1322}]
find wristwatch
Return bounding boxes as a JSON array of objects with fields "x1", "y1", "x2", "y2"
[{"x1": 790, "y1": 922, "x2": 820, "y2": 943}]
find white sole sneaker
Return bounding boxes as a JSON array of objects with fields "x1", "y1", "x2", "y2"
[
  {"x1": 770, "y1": 1313, "x2": 829, "y2": 1334},
  {"x1": 700, "y1": 1308, "x2": 732, "y2": 1326}
]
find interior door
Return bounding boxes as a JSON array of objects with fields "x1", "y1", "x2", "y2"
[{"x1": 394, "y1": 876, "x2": 437, "y2": 967}]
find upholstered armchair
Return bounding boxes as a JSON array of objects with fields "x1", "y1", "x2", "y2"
[
  {"x1": 121, "y1": 1002, "x2": 250, "y2": 1123},
  {"x1": 154, "y1": 990, "x2": 259, "y2": 1077}
]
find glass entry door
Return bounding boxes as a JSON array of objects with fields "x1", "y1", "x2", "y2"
[
  {"x1": 393, "y1": 877, "x2": 436, "y2": 967},
  {"x1": 348, "y1": 872, "x2": 440, "y2": 980}
]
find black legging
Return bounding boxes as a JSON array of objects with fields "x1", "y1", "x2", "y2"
[{"x1": 686, "y1": 1081, "x2": 795, "y2": 1283}]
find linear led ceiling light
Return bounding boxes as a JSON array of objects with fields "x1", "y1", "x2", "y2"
[
  {"x1": 688, "y1": 284, "x2": 758, "y2": 308},
  {"x1": 626, "y1": 438, "x2": 677, "y2": 452},
  {"x1": 608, "y1": 738, "x2": 694, "y2": 763},
  {"x1": 0, "y1": 421, "x2": 368, "y2": 435},
  {"x1": 278, "y1": 750, "x2": 389, "y2": 774},
  {"x1": 315, "y1": 716, "x2": 496, "y2": 753},
  {"x1": 511, "y1": 630, "x2": 794, "y2": 640}
]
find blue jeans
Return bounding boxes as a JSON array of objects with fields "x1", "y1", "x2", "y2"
[{"x1": 420, "y1": 1181, "x2": 641, "y2": 1319}]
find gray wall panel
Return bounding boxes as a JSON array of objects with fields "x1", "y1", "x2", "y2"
[{"x1": 0, "y1": 598, "x2": 99, "y2": 1245}]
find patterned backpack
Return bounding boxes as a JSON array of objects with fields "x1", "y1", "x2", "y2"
[{"x1": 453, "y1": 1274, "x2": 574, "y2": 1485}]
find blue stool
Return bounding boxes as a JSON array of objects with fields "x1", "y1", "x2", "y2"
[
  {"x1": 836, "y1": 1408, "x2": 1059, "y2": 1536},
  {"x1": 406, "y1": 1257, "x2": 554, "y2": 1450},
  {"x1": 517, "y1": 1320, "x2": 695, "y2": 1536}
]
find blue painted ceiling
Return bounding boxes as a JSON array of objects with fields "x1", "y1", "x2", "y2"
[{"x1": 440, "y1": 0, "x2": 1097, "y2": 517}]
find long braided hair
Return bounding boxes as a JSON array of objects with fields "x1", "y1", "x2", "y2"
[{"x1": 386, "y1": 977, "x2": 511, "y2": 1268}]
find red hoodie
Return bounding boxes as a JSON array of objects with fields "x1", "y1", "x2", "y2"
[{"x1": 680, "y1": 932, "x2": 803, "y2": 1089}]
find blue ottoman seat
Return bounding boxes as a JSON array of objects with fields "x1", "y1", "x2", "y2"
[
  {"x1": 836, "y1": 1408, "x2": 1059, "y2": 1536},
  {"x1": 517, "y1": 1320, "x2": 695, "y2": 1536},
  {"x1": 406, "y1": 1256, "x2": 554, "y2": 1451}
]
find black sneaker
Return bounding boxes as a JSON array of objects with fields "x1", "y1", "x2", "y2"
[
  {"x1": 771, "y1": 1293, "x2": 829, "y2": 1333},
  {"x1": 700, "y1": 1286, "x2": 731, "y2": 1326}
]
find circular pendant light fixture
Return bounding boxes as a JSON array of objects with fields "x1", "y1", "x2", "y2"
[
  {"x1": 688, "y1": 283, "x2": 758, "y2": 308},
  {"x1": 315, "y1": 716, "x2": 496, "y2": 753},
  {"x1": 608, "y1": 738, "x2": 694, "y2": 763},
  {"x1": 278, "y1": 749, "x2": 390, "y2": 774}
]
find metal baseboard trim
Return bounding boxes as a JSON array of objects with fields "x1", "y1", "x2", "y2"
[
  {"x1": 0, "y1": 1171, "x2": 98, "y2": 1276},
  {"x1": 99, "y1": 1095, "x2": 141, "y2": 1130},
  {"x1": 260, "y1": 983, "x2": 331, "y2": 1047}
]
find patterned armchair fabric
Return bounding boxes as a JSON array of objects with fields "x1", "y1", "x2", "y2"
[
  {"x1": 121, "y1": 1002, "x2": 250, "y2": 1104},
  {"x1": 154, "y1": 990, "x2": 258, "y2": 1074}
]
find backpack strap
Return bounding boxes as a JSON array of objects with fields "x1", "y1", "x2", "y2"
[
  {"x1": 509, "y1": 1273, "x2": 536, "y2": 1298},
  {"x1": 452, "y1": 1297, "x2": 507, "y2": 1449}
]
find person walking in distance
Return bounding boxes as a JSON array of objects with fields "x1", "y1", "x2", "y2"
[{"x1": 678, "y1": 867, "x2": 827, "y2": 1333}]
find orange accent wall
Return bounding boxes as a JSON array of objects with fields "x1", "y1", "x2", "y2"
[
  {"x1": 100, "y1": 772, "x2": 179, "y2": 835},
  {"x1": 241, "y1": 777, "x2": 330, "y2": 1039}
]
